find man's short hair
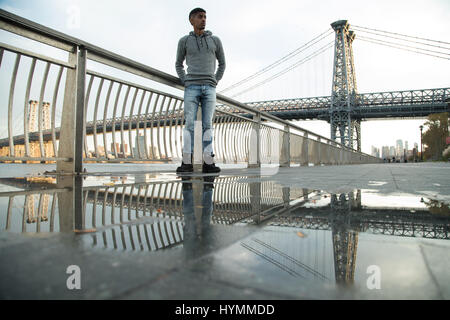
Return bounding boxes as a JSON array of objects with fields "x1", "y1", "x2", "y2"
[{"x1": 189, "y1": 7, "x2": 206, "y2": 20}]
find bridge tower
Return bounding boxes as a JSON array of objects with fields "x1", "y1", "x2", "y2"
[
  {"x1": 330, "y1": 20, "x2": 361, "y2": 151},
  {"x1": 330, "y1": 193, "x2": 359, "y2": 284}
]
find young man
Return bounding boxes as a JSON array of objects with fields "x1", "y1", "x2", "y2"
[{"x1": 175, "y1": 7, "x2": 226, "y2": 173}]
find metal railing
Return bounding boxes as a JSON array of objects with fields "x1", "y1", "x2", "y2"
[{"x1": 0, "y1": 9, "x2": 381, "y2": 173}]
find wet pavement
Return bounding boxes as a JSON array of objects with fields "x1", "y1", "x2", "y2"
[{"x1": 0, "y1": 162, "x2": 449, "y2": 300}]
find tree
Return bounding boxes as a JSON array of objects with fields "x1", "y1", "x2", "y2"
[{"x1": 422, "y1": 112, "x2": 449, "y2": 161}]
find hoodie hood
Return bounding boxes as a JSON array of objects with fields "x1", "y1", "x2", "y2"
[
  {"x1": 189, "y1": 30, "x2": 213, "y2": 51},
  {"x1": 189, "y1": 30, "x2": 213, "y2": 37}
]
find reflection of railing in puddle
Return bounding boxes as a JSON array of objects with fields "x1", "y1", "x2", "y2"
[
  {"x1": 89, "y1": 220, "x2": 184, "y2": 252},
  {"x1": 3, "y1": 190, "x2": 60, "y2": 233},
  {"x1": 2, "y1": 178, "x2": 450, "y2": 286},
  {"x1": 0, "y1": 176, "x2": 305, "y2": 235}
]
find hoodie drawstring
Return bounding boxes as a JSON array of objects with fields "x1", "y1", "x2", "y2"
[{"x1": 189, "y1": 31, "x2": 212, "y2": 51}]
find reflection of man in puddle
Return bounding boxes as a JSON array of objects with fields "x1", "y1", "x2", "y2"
[{"x1": 181, "y1": 176, "x2": 215, "y2": 254}]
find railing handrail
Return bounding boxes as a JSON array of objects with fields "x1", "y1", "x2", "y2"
[{"x1": 0, "y1": 8, "x2": 380, "y2": 158}]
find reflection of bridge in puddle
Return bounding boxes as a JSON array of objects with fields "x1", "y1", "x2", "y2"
[{"x1": 1, "y1": 175, "x2": 449, "y2": 284}]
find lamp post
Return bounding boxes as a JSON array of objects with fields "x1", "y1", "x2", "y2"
[{"x1": 419, "y1": 125, "x2": 423, "y2": 161}]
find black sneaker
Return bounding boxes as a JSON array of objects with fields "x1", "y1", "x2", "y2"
[
  {"x1": 176, "y1": 162, "x2": 193, "y2": 173},
  {"x1": 202, "y1": 162, "x2": 221, "y2": 173}
]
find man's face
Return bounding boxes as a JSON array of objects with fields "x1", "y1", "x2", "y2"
[{"x1": 190, "y1": 11, "x2": 206, "y2": 31}]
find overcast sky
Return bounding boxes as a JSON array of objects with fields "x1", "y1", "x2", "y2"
[{"x1": 1, "y1": 0, "x2": 449, "y2": 154}]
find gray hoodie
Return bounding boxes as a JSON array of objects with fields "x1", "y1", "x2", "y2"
[{"x1": 175, "y1": 30, "x2": 226, "y2": 87}]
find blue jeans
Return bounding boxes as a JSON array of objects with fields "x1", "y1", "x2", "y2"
[{"x1": 182, "y1": 85, "x2": 216, "y2": 162}]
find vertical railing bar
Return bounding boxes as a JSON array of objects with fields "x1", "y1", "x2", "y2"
[
  {"x1": 38, "y1": 62, "x2": 50, "y2": 158},
  {"x1": 92, "y1": 77, "x2": 104, "y2": 158},
  {"x1": 156, "y1": 95, "x2": 167, "y2": 159},
  {"x1": 224, "y1": 115, "x2": 233, "y2": 163},
  {"x1": 82, "y1": 190, "x2": 88, "y2": 230},
  {"x1": 174, "y1": 102, "x2": 182, "y2": 160},
  {"x1": 143, "y1": 92, "x2": 154, "y2": 159},
  {"x1": 216, "y1": 112, "x2": 225, "y2": 162},
  {"x1": 128, "y1": 87, "x2": 139, "y2": 159},
  {"x1": 142, "y1": 184, "x2": 150, "y2": 216},
  {"x1": 150, "y1": 223, "x2": 159, "y2": 250},
  {"x1": 220, "y1": 114, "x2": 229, "y2": 163},
  {"x1": 102, "y1": 188, "x2": 108, "y2": 226},
  {"x1": 8, "y1": 54, "x2": 21, "y2": 158},
  {"x1": 237, "y1": 119, "x2": 245, "y2": 162},
  {"x1": 50, "y1": 193, "x2": 57, "y2": 232},
  {"x1": 92, "y1": 190, "x2": 98, "y2": 228},
  {"x1": 23, "y1": 195, "x2": 28, "y2": 233},
  {"x1": 125, "y1": 224, "x2": 134, "y2": 251},
  {"x1": 244, "y1": 121, "x2": 252, "y2": 163},
  {"x1": 102, "y1": 81, "x2": 114, "y2": 160},
  {"x1": 51, "y1": 65, "x2": 63, "y2": 158},
  {"x1": 111, "y1": 186, "x2": 118, "y2": 224},
  {"x1": 111, "y1": 227, "x2": 118, "y2": 250},
  {"x1": 214, "y1": 113, "x2": 222, "y2": 162},
  {"x1": 119, "y1": 224, "x2": 126, "y2": 250},
  {"x1": 0, "y1": 48, "x2": 4, "y2": 67},
  {"x1": 149, "y1": 94, "x2": 160, "y2": 159},
  {"x1": 120, "y1": 186, "x2": 125, "y2": 223},
  {"x1": 136, "y1": 185, "x2": 142, "y2": 218},
  {"x1": 23, "y1": 58, "x2": 36, "y2": 157},
  {"x1": 36, "y1": 194, "x2": 43, "y2": 233},
  {"x1": 84, "y1": 75, "x2": 94, "y2": 158},
  {"x1": 102, "y1": 230, "x2": 108, "y2": 249},
  {"x1": 143, "y1": 222, "x2": 152, "y2": 251},
  {"x1": 174, "y1": 183, "x2": 181, "y2": 219},
  {"x1": 150, "y1": 182, "x2": 158, "y2": 217},
  {"x1": 120, "y1": 86, "x2": 131, "y2": 159},
  {"x1": 136, "y1": 224, "x2": 144, "y2": 251},
  {"x1": 136, "y1": 90, "x2": 146, "y2": 159},
  {"x1": 179, "y1": 101, "x2": 185, "y2": 160},
  {"x1": 128, "y1": 185, "x2": 134, "y2": 221},
  {"x1": 227, "y1": 116, "x2": 236, "y2": 162},
  {"x1": 6, "y1": 197, "x2": 13, "y2": 231},
  {"x1": 168, "y1": 99, "x2": 179, "y2": 160},
  {"x1": 231, "y1": 117, "x2": 239, "y2": 163},
  {"x1": 111, "y1": 83, "x2": 122, "y2": 158},
  {"x1": 162, "y1": 97, "x2": 172, "y2": 160}
]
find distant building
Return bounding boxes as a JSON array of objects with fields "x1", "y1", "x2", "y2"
[
  {"x1": 396, "y1": 139, "x2": 403, "y2": 157},
  {"x1": 371, "y1": 146, "x2": 380, "y2": 158},
  {"x1": 390, "y1": 146, "x2": 396, "y2": 157},
  {"x1": 381, "y1": 146, "x2": 390, "y2": 159}
]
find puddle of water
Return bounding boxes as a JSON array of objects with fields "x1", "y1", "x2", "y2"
[{"x1": 0, "y1": 174, "x2": 449, "y2": 299}]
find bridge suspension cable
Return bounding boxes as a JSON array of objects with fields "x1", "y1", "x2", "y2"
[
  {"x1": 231, "y1": 41, "x2": 334, "y2": 98},
  {"x1": 351, "y1": 25, "x2": 450, "y2": 47},
  {"x1": 350, "y1": 25, "x2": 450, "y2": 60},
  {"x1": 220, "y1": 28, "x2": 334, "y2": 94}
]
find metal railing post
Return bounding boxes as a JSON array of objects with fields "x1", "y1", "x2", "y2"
[
  {"x1": 57, "y1": 46, "x2": 86, "y2": 174},
  {"x1": 248, "y1": 113, "x2": 261, "y2": 168},
  {"x1": 302, "y1": 133, "x2": 309, "y2": 166},
  {"x1": 280, "y1": 125, "x2": 290, "y2": 167},
  {"x1": 57, "y1": 48, "x2": 75, "y2": 173},
  {"x1": 75, "y1": 47, "x2": 87, "y2": 174}
]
